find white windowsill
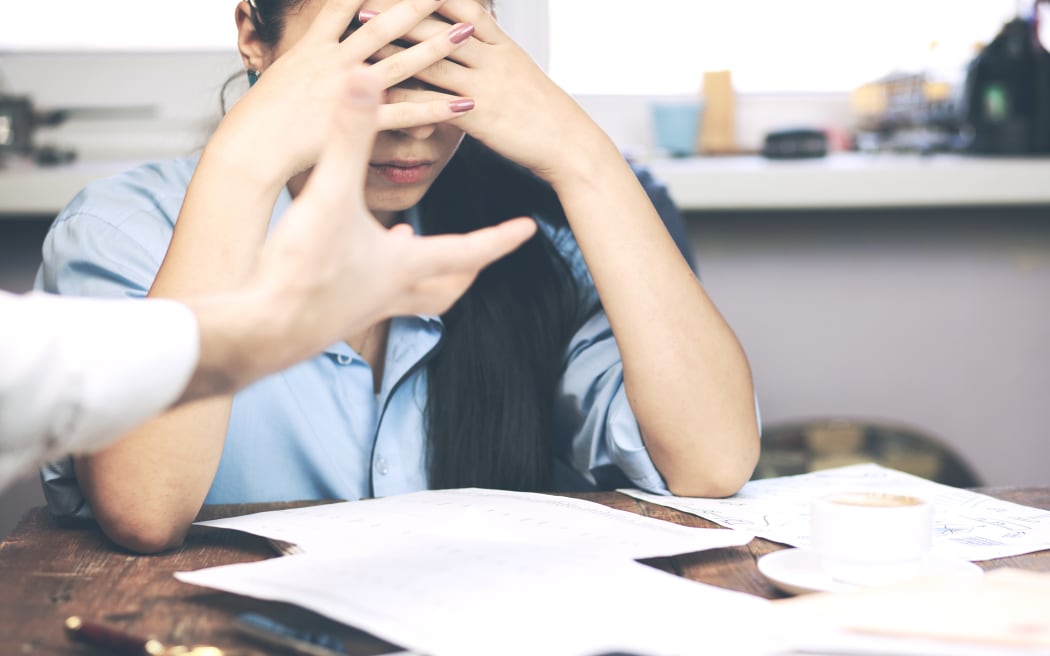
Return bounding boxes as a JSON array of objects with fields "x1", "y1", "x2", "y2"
[
  {"x1": 3, "y1": 152, "x2": 1050, "y2": 218},
  {"x1": 646, "y1": 153, "x2": 1050, "y2": 211}
]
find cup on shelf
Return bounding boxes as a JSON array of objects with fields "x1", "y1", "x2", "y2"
[
  {"x1": 650, "y1": 101, "x2": 703, "y2": 158},
  {"x1": 810, "y1": 491, "x2": 934, "y2": 587}
]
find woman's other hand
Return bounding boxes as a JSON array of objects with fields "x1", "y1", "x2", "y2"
[{"x1": 370, "y1": 0, "x2": 608, "y2": 184}]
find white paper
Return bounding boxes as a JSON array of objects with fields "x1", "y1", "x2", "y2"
[
  {"x1": 196, "y1": 487, "x2": 754, "y2": 560},
  {"x1": 177, "y1": 541, "x2": 779, "y2": 656},
  {"x1": 768, "y1": 568, "x2": 1050, "y2": 656},
  {"x1": 183, "y1": 489, "x2": 770, "y2": 656},
  {"x1": 620, "y1": 463, "x2": 1050, "y2": 561},
  {"x1": 779, "y1": 627, "x2": 1050, "y2": 656}
]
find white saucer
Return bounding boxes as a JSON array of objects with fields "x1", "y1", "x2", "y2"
[{"x1": 757, "y1": 548, "x2": 983, "y2": 596}]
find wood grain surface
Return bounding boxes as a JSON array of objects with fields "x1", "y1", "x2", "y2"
[{"x1": 2, "y1": 489, "x2": 1047, "y2": 655}]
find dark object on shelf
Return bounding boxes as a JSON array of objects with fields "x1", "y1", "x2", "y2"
[
  {"x1": 961, "y1": 17, "x2": 1050, "y2": 155},
  {"x1": 0, "y1": 94, "x2": 156, "y2": 168},
  {"x1": 761, "y1": 128, "x2": 828, "y2": 159},
  {"x1": 0, "y1": 95, "x2": 34, "y2": 164}
]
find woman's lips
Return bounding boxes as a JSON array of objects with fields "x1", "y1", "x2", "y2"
[{"x1": 370, "y1": 161, "x2": 434, "y2": 185}]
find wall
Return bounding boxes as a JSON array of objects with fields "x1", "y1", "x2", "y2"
[{"x1": 687, "y1": 205, "x2": 1050, "y2": 487}]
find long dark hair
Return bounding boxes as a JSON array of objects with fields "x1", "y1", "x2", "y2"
[
  {"x1": 422, "y1": 138, "x2": 584, "y2": 491},
  {"x1": 247, "y1": 0, "x2": 589, "y2": 492}
]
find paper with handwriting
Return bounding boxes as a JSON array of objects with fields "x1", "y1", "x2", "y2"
[
  {"x1": 195, "y1": 487, "x2": 754, "y2": 559},
  {"x1": 621, "y1": 463, "x2": 1050, "y2": 561}
]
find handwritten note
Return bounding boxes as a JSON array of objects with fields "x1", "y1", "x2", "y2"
[{"x1": 621, "y1": 463, "x2": 1050, "y2": 561}]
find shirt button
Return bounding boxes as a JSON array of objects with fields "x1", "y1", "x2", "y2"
[
  {"x1": 376, "y1": 457, "x2": 390, "y2": 476},
  {"x1": 335, "y1": 354, "x2": 352, "y2": 365}
]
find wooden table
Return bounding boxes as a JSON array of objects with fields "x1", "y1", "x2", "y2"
[{"x1": 2, "y1": 489, "x2": 1048, "y2": 655}]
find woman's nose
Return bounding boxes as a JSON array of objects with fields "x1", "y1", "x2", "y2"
[
  {"x1": 384, "y1": 85, "x2": 440, "y2": 140},
  {"x1": 398, "y1": 124, "x2": 439, "y2": 140}
]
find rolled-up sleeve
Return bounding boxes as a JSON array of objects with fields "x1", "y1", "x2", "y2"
[
  {"x1": 35, "y1": 198, "x2": 175, "y2": 519},
  {"x1": 552, "y1": 309, "x2": 670, "y2": 495}
]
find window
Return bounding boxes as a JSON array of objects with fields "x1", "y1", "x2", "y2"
[
  {"x1": 1, "y1": 1, "x2": 236, "y2": 51},
  {"x1": 548, "y1": 0, "x2": 1022, "y2": 94},
  {"x1": 1, "y1": 0, "x2": 539, "y2": 53}
]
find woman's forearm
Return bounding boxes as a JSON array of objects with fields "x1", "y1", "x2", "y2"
[
  {"x1": 550, "y1": 135, "x2": 760, "y2": 497},
  {"x1": 80, "y1": 144, "x2": 286, "y2": 553},
  {"x1": 74, "y1": 398, "x2": 231, "y2": 553}
]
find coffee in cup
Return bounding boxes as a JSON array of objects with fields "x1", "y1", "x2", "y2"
[{"x1": 810, "y1": 491, "x2": 934, "y2": 586}]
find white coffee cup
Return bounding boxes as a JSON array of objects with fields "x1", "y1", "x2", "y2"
[{"x1": 810, "y1": 491, "x2": 934, "y2": 586}]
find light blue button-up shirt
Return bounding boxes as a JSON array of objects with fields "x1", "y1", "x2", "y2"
[{"x1": 35, "y1": 156, "x2": 674, "y2": 519}]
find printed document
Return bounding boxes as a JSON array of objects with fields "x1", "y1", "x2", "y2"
[
  {"x1": 178, "y1": 541, "x2": 778, "y2": 656},
  {"x1": 180, "y1": 489, "x2": 774, "y2": 656},
  {"x1": 622, "y1": 463, "x2": 1050, "y2": 561},
  {"x1": 196, "y1": 487, "x2": 754, "y2": 559}
]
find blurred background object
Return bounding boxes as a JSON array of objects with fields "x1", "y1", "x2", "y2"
[
  {"x1": 753, "y1": 418, "x2": 984, "y2": 488},
  {"x1": 960, "y1": 12, "x2": 1050, "y2": 155},
  {"x1": 851, "y1": 2, "x2": 1050, "y2": 156},
  {"x1": 0, "y1": 93, "x2": 155, "y2": 168},
  {"x1": 851, "y1": 69, "x2": 966, "y2": 154},
  {"x1": 699, "y1": 71, "x2": 737, "y2": 155},
  {"x1": 650, "y1": 101, "x2": 704, "y2": 158},
  {"x1": 761, "y1": 128, "x2": 829, "y2": 159}
]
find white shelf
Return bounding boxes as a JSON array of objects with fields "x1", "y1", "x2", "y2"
[
  {"x1": 0, "y1": 159, "x2": 149, "y2": 217},
  {"x1": 646, "y1": 153, "x2": 1050, "y2": 211},
  {"x1": 3, "y1": 154, "x2": 1050, "y2": 218}
]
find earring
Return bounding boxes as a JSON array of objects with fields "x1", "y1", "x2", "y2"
[{"x1": 247, "y1": 69, "x2": 260, "y2": 87}]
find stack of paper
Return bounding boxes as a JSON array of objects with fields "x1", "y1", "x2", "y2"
[
  {"x1": 177, "y1": 474, "x2": 1050, "y2": 656},
  {"x1": 178, "y1": 488, "x2": 776, "y2": 656}
]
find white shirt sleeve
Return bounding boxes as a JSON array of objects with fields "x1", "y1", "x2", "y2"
[{"x1": 0, "y1": 291, "x2": 200, "y2": 490}]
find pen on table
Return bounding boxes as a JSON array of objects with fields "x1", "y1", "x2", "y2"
[
  {"x1": 64, "y1": 616, "x2": 224, "y2": 656},
  {"x1": 234, "y1": 612, "x2": 419, "y2": 656}
]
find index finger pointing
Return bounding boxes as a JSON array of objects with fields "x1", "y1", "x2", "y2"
[{"x1": 413, "y1": 217, "x2": 537, "y2": 276}]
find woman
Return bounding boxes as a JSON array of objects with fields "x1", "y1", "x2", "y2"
[
  {"x1": 38, "y1": 0, "x2": 760, "y2": 553},
  {"x1": 3, "y1": 69, "x2": 535, "y2": 492}
]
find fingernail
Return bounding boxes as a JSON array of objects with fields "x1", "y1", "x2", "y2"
[
  {"x1": 358, "y1": 9, "x2": 379, "y2": 22},
  {"x1": 449, "y1": 22, "x2": 475, "y2": 44},
  {"x1": 449, "y1": 98, "x2": 475, "y2": 113}
]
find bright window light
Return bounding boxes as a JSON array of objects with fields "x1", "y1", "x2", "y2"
[
  {"x1": 1, "y1": 1, "x2": 238, "y2": 51},
  {"x1": 549, "y1": 0, "x2": 1023, "y2": 94}
]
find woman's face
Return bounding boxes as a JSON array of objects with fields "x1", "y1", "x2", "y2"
[{"x1": 264, "y1": 0, "x2": 491, "y2": 222}]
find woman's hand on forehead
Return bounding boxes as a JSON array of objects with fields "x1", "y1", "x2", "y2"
[
  {"x1": 354, "y1": 0, "x2": 495, "y2": 44},
  {"x1": 228, "y1": 0, "x2": 478, "y2": 180}
]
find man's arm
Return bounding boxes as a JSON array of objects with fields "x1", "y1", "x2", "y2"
[
  {"x1": 0, "y1": 292, "x2": 199, "y2": 490},
  {"x1": 0, "y1": 68, "x2": 534, "y2": 493}
]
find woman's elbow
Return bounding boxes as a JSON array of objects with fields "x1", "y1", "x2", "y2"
[
  {"x1": 95, "y1": 510, "x2": 190, "y2": 554},
  {"x1": 664, "y1": 432, "x2": 760, "y2": 498},
  {"x1": 667, "y1": 469, "x2": 750, "y2": 498}
]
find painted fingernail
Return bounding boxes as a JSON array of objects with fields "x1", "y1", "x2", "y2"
[
  {"x1": 358, "y1": 9, "x2": 379, "y2": 22},
  {"x1": 449, "y1": 98, "x2": 475, "y2": 113},
  {"x1": 449, "y1": 22, "x2": 475, "y2": 44}
]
